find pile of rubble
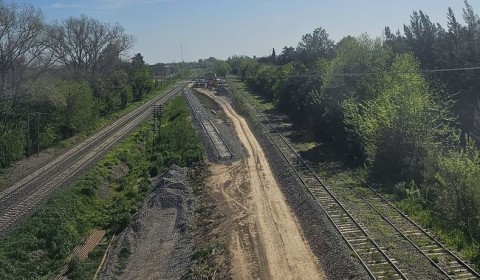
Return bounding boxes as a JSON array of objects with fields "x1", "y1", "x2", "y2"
[{"x1": 98, "y1": 165, "x2": 194, "y2": 280}]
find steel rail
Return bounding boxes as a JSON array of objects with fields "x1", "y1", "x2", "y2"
[
  {"x1": 325, "y1": 160, "x2": 480, "y2": 279},
  {"x1": 183, "y1": 88, "x2": 232, "y2": 160}
]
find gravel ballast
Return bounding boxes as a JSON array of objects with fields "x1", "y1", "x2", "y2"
[{"x1": 98, "y1": 165, "x2": 194, "y2": 280}]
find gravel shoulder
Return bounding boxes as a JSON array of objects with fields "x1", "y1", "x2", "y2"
[{"x1": 0, "y1": 148, "x2": 66, "y2": 191}]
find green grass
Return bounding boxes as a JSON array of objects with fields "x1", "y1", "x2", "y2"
[
  {"x1": 116, "y1": 244, "x2": 132, "y2": 272},
  {"x1": 395, "y1": 198, "x2": 480, "y2": 270},
  {"x1": 228, "y1": 79, "x2": 274, "y2": 111},
  {"x1": 0, "y1": 95, "x2": 204, "y2": 279}
]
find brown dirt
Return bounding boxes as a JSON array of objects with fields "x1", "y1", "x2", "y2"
[{"x1": 197, "y1": 88, "x2": 326, "y2": 280}]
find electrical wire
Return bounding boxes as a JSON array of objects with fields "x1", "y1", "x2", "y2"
[{"x1": 221, "y1": 65, "x2": 480, "y2": 79}]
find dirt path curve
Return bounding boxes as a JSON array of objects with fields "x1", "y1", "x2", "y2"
[{"x1": 197, "y1": 89, "x2": 326, "y2": 280}]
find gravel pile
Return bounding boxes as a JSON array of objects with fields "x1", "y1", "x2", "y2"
[
  {"x1": 98, "y1": 165, "x2": 194, "y2": 280},
  {"x1": 228, "y1": 91, "x2": 371, "y2": 279}
]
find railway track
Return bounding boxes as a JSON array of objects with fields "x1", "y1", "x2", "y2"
[
  {"x1": 184, "y1": 87, "x2": 232, "y2": 160},
  {"x1": 315, "y1": 160, "x2": 480, "y2": 279},
  {"x1": 0, "y1": 82, "x2": 185, "y2": 239},
  {"x1": 228, "y1": 80, "x2": 480, "y2": 279}
]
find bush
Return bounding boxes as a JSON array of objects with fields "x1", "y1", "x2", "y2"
[
  {"x1": 154, "y1": 96, "x2": 204, "y2": 167},
  {"x1": 426, "y1": 138, "x2": 480, "y2": 240},
  {"x1": 343, "y1": 54, "x2": 456, "y2": 184},
  {"x1": 0, "y1": 122, "x2": 26, "y2": 168}
]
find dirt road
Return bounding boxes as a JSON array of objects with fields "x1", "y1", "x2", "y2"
[{"x1": 196, "y1": 89, "x2": 326, "y2": 280}]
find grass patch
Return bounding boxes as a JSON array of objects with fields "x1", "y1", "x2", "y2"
[
  {"x1": 116, "y1": 244, "x2": 132, "y2": 272},
  {"x1": 229, "y1": 79, "x2": 274, "y2": 111},
  {"x1": 395, "y1": 197, "x2": 480, "y2": 270}
]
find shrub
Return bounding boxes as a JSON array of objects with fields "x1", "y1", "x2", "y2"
[
  {"x1": 343, "y1": 54, "x2": 456, "y2": 184},
  {"x1": 426, "y1": 137, "x2": 480, "y2": 240}
]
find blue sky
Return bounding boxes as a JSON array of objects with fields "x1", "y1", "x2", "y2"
[{"x1": 12, "y1": 0, "x2": 471, "y2": 64}]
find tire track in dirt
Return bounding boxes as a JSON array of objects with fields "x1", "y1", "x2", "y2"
[{"x1": 198, "y1": 89, "x2": 326, "y2": 280}]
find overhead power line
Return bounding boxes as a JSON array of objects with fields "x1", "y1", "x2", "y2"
[{"x1": 221, "y1": 65, "x2": 480, "y2": 79}]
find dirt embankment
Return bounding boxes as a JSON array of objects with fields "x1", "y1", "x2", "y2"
[
  {"x1": 98, "y1": 165, "x2": 194, "y2": 280},
  {"x1": 196, "y1": 88, "x2": 326, "y2": 280}
]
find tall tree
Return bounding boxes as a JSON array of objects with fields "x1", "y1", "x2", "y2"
[
  {"x1": 213, "y1": 60, "x2": 231, "y2": 77},
  {"x1": 462, "y1": 0, "x2": 479, "y2": 65},
  {"x1": 343, "y1": 54, "x2": 456, "y2": 183},
  {"x1": 0, "y1": 2, "x2": 50, "y2": 105},
  {"x1": 403, "y1": 10, "x2": 438, "y2": 68},
  {"x1": 277, "y1": 46, "x2": 296, "y2": 65},
  {"x1": 446, "y1": 7, "x2": 463, "y2": 67},
  {"x1": 296, "y1": 27, "x2": 334, "y2": 66},
  {"x1": 129, "y1": 53, "x2": 153, "y2": 101},
  {"x1": 48, "y1": 15, "x2": 134, "y2": 80}
]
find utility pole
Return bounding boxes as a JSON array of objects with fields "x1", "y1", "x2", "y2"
[
  {"x1": 33, "y1": 112, "x2": 47, "y2": 157},
  {"x1": 26, "y1": 106, "x2": 30, "y2": 157},
  {"x1": 36, "y1": 112, "x2": 40, "y2": 156},
  {"x1": 152, "y1": 104, "x2": 163, "y2": 149},
  {"x1": 181, "y1": 42, "x2": 184, "y2": 63}
]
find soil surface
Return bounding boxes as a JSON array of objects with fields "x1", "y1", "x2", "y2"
[
  {"x1": 196, "y1": 88, "x2": 326, "y2": 279},
  {"x1": 98, "y1": 166, "x2": 194, "y2": 279}
]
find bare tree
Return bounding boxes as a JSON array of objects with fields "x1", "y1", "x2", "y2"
[
  {"x1": 48, "y1": 15, "x2": 135, "y2": 80},
  {"x1": 0, "y1": 1, "x2": 50, "y2": 105}
]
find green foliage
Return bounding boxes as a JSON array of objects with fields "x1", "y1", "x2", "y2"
[
  {"x1": 61, "y1": 81, "x2": 97, "y2": 137},
  {"x1": 425, "y1": 136, "x2": 480, "y2": 239},
  {"x1": 322, "y1": 35, "x2": 391, "y2": 100},
  {"x1": 117, "y1": 245, "x2": 131, "y2": 271},
  {"x1": 296, "y1": 27, "x2": 335, "y2": 66},
  {"x1": 95, "y1": 70, "x2": 133, "y2": 115},
  {"x1": 247, "y1": 64, "x2": 277, "y2": 101},
  {"x1": 130, "y1": 54, "x2": 154, "y2": 101},
  {"x1": 343, "y1": 54, "x2": 456, "y2": 182},
  {"x1": 213, "y1": 60, "x2": 231, "y2": 77},
  {"x1": 0, "y1": 121, "x2": 26, "y2": 168},
  {"x1": 154, "y1": 96, "x2": 204, "y2": 168}
]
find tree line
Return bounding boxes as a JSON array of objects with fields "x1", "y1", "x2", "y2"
[
  {"x1": 227, "y1": 0, "x2": 480, "y2": 257},
  {"x1": 0, "y1": 2, "x2": 167, "y2": 169}
]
